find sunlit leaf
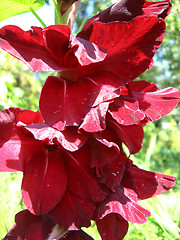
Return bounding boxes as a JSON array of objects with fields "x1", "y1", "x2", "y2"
[{"x1": 0, "y1": 0, "x2": 45, "y2": 22}]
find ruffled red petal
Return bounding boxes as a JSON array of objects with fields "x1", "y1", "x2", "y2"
[
  {"x1": 0, "y1": 108, "x2": 42, "y2": 172},
  {"x1": 78, "y1": 16, "x2": 166, "y2": 81},
  {"x1": 95, "y1": 186, "x2": 151, "y2": 223},
  {"x1": 81, "y1": 0, "x2": 171, "y2": 31},
  {"x1": 2, "y1": 209, "x2": 55, "y2": 240},
  {"x1": 22, "y1": 122, "x2": 88, "y2": 152},
  {"x1": 122, "y1": 165, "x2": 176, "y2": 200},
  {"x1": 109, "y1": 80, "x2": 180, "y2": 125}
]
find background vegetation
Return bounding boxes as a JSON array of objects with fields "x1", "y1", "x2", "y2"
[{"x1": 0, "y1": 0, "x2": 179, "y2": 239}]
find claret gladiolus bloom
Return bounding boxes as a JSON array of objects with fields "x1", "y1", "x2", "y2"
[
  {"x1": 2, "y1": 209, "x2": 93, "y2": 240},
  {"x1": 0, "y1": 0, "x2": 180, "y2": 239},
  {"x1": 0, "y1": 108, "x2": 107, "y2": 225},
  {"x1": 0, "y1": 107, "x2": 177, "y2": 239},
  {"x1": 0, "y1": 0, "x2": 179, "y2": 134}
]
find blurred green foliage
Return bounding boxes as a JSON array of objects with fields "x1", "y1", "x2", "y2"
[
  {"x1": 0, "y1": 0, "x2": 180, "y2": 239},
  {"x1": 0, "y1": 51, "x2": 43, "y2": 111},
  {"x1": 0, "y1": 172, "x2": 24, "y2": 237}
]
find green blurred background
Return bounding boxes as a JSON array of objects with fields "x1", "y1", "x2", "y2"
[{"x1": 0, "y1": 0, "x2": 180, "y2": 239}]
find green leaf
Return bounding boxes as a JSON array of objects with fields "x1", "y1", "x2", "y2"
[{"x1": 0, "y1": 0, "x2": 45, "y2": 22}]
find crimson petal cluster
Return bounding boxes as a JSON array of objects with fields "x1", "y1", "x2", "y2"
[{"x1": 0, "y1": 0, "x2": 179, "y2": 239}]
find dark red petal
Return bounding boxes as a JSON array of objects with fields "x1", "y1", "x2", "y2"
[
  {"x1": 129, "y1": 81, "x2": 180, "y2": 122},
  {"x1": 122, "y1": 165, "x2": 176, "y2": 200},
  {"x1": 81, "y1": 0, "x2": 170, "y2": 32},
  {"x1": 23, "y1": 122, "x2": 88, "y2": 151},
  {"x1": 79, "y1": 102, "x2": 109, "y2": 132},
  {"x1": 79, "y1": 16, "x2": 166, "y2": 81},
  {"x1": 0, "y1": 108, "x2": 43, "y2": 172},
  {"x1": 22, "y1": 149, "x2": 67, "y2": 215},
  {"x1": 0, "y1": 25, "x2": 64, "y2": 72},
  {"x1": 143, "y1": 0, "x2": 172, "y2": 19},
  {"x1": 109, "y1": 96, "x2": 145, "y2": 125},
  {"x1": 95, "y1": 186, "x2": 151, "y2": 223},
  {"x1": 97, "y1": 153, "x2": 127, "y2": 192},
  {"x1": 0, "y1": 107, "x2": 42, "y2": 126},
  {"x1": 128, "y1": 80, "x2": 159, "y2": 93},
  {"x1": 3, "y1": 210, "x2": 55, "y2": 240},
  {"x1": 40, "y1": 72, "x2": 121, "y2": 131},
  {"x1": 66, "y1": 230, "x2": 94, "y2": 240},
  {"x1": 109, "y1": 81, "x2": 180, "y2": 126},
  {"x1": 24, "y1": 215, "x2": 55, "y2": 240},
  {"x1": 96, "y1": 213, "x2": 128, "y2": 240},
  {"x1": 42, "y1": 24, "x2": 70, "y2": 67},
  {"x1": 67, "y1": 36, "x2": 107, "y2": 66},
  {"x1": 81, "y1": 0, "x2": 145, "y2": 31},
  {"x1": 49, "y1": 190, "x2": 95, "y2": 230},
  {"x1": 81, "y1": 0, "x2": 171, "y2": 35},
  {"x1": 65, "y1": 145, "x2": 107, "y2": 202},
  {"x1": 107, "y1": 118, "x2": 144, "y2": 154},
  {"x1": 90, "y1": 133, "x2": 120, "y2": 168},
  {"x1": 39, "y1": 76, "x2": 88, "y2": 130}
]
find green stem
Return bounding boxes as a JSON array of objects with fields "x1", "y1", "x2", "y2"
[
  {"x1": 52, "y1": 0, "x2": 62, "y2": 24},
  {"x1": 62, "y1": 8, "x2": 70, "y2": 25},
  {"x1": 29, "y1": 7, "x2": 47, "y2": 28}
]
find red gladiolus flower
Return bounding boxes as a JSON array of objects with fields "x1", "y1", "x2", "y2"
[
  {"x1": 0, "y1": 108, "x2": 177, "y2": 238},
  {"x1": 39, "y1": 75, "x2": 180, "y2": 133},
  {"x1": 0, "y1": 108, "x2": 107, "y2": 220},
  {"x1": 3, "y1": 209, "x2": 93, "y2": 240},
  {"x1": 0, "y1": 0, "x2": 177, "y2": 134},
  {"x1": 0, "y1": 1, "x2": 171, "y2": 78},
  {"x1": 1, "y1": 108, "x2": 133, "y2": 230},
  {"x1": 2, "y1": 210, "x2": 56, "y2": 240},
  {"x1": 0, "y1": 1, "x2": 179, "y2": 239},
  {"x1": 93, "y1": 155, "x2": 176, "y2": 240}
]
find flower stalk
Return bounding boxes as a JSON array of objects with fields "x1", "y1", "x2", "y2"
[
  {"x1": 29, "y1": 7, "x2": 47, "y2": 28},
  {"x1": 47, "y1": 225, "x2": 68, "y2": 240},
  {"x1": 52, "y1": 0, "x2": 63, "y2": 24}
]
